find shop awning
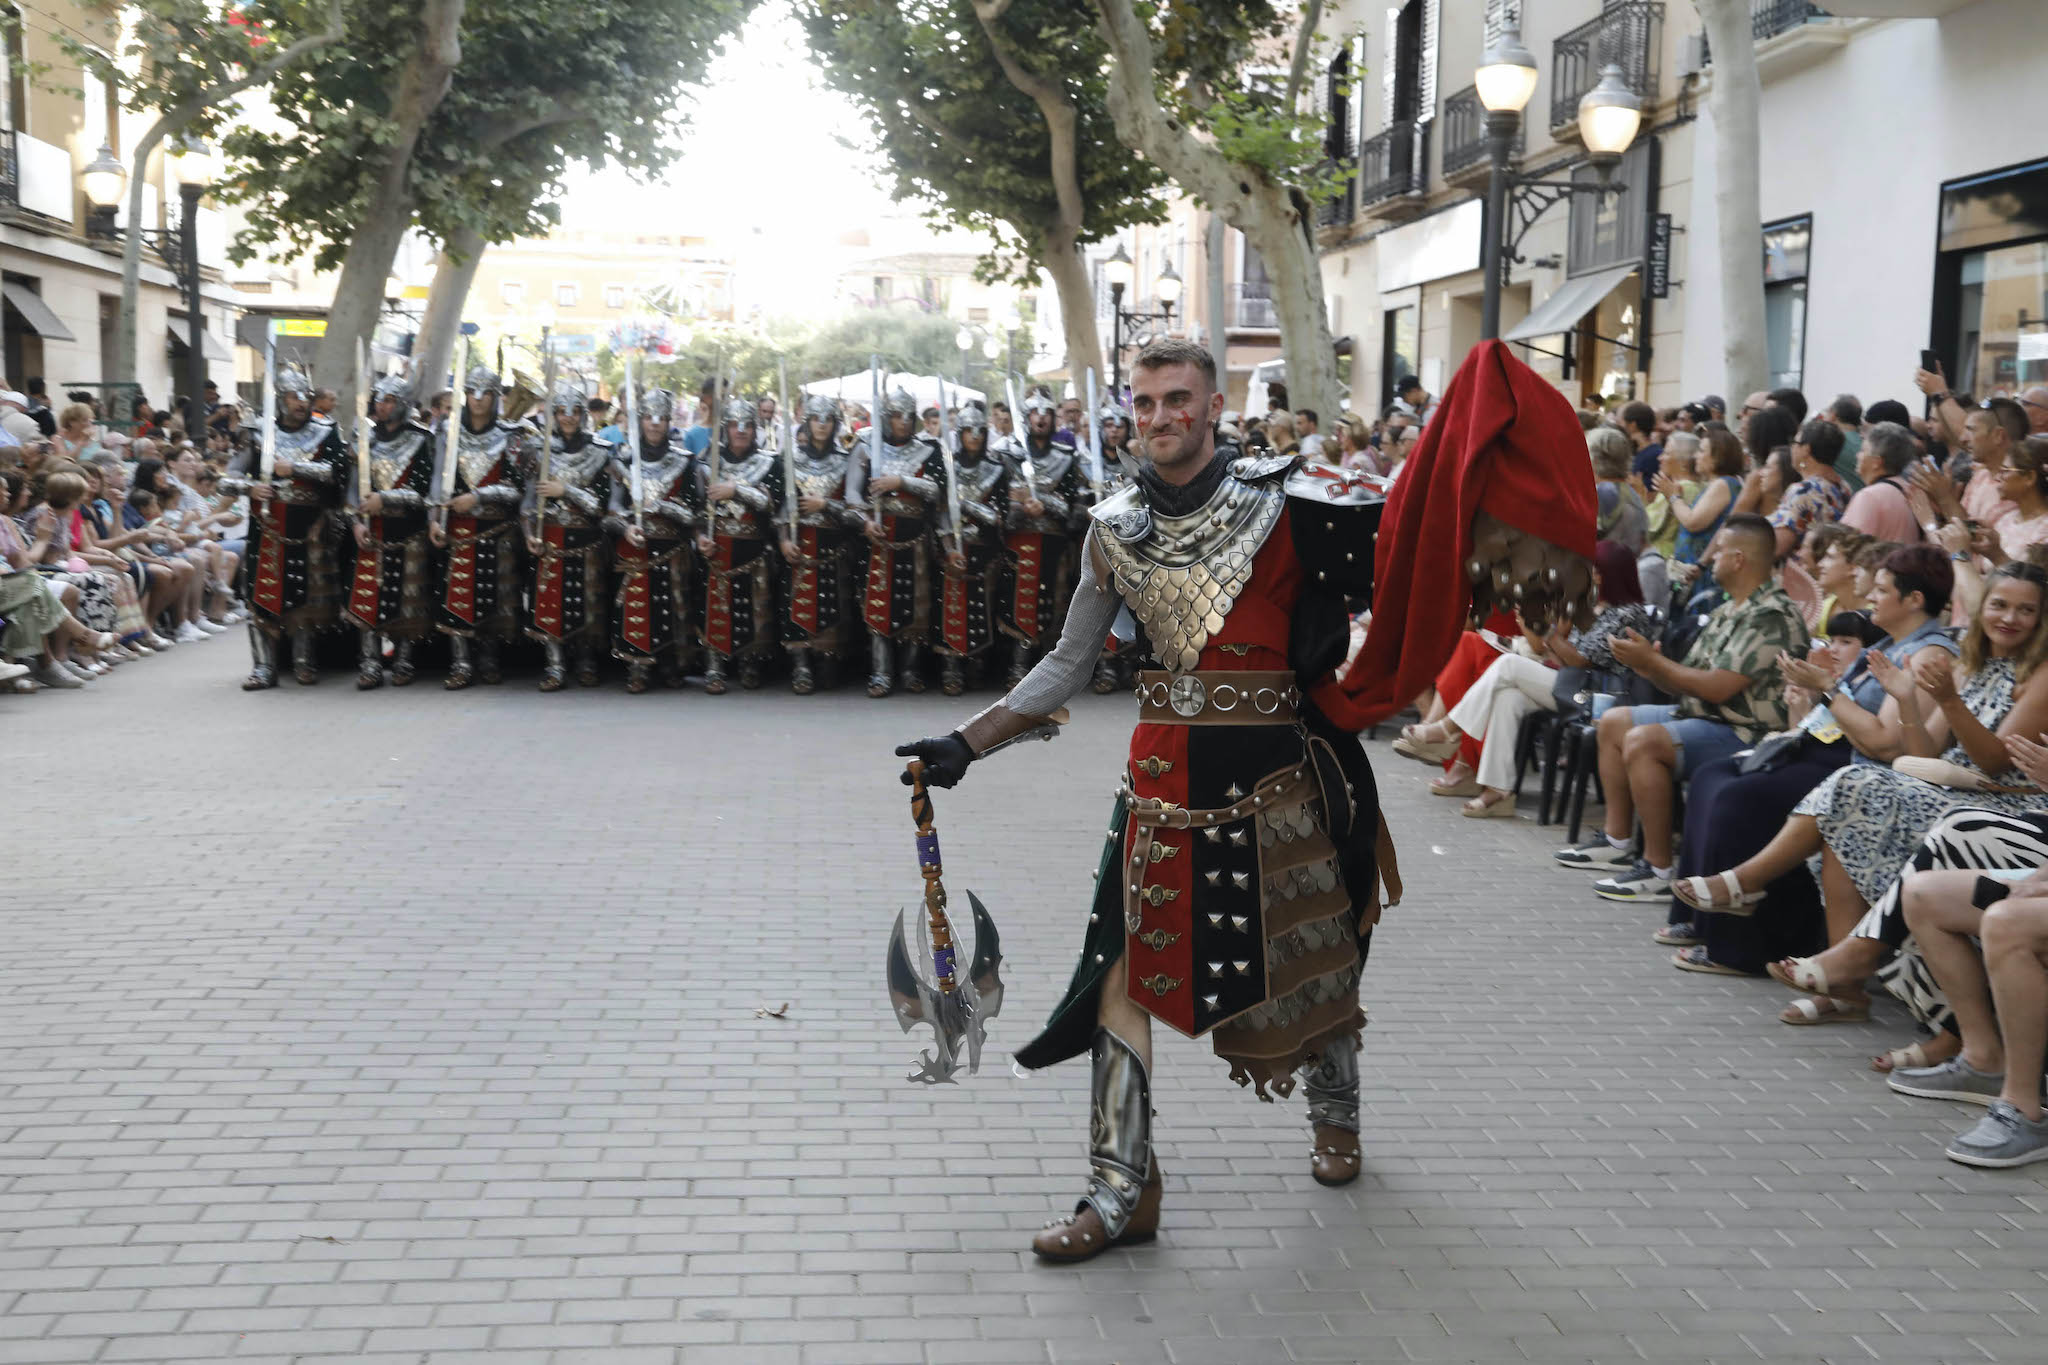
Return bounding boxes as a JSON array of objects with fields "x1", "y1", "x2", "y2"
[
  {"x1": 2, "y1": 282, "x2": 77, "y2": 342},
  {"x1": 168, "y1": 319, "x2": 233, "y2": 363},
  {"x1": 1501, "y1": 263, "x2": 1639, "y2": 343}
]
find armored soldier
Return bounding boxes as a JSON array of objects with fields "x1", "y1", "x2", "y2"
[
  {"x1": 341, "y1": 373, "x2": 436, "y2": 688},
  {"x1": 697, "y1": 397, "x2": 784, "y2": 693},
  {"x1": 229, "y1": 367, "x2": 348, "y2": 689},
  {"x1": 999, "y1": 390, "x2": 1088, "y2": 687},
  {"x1": 777, "y1": 393, "x2": 866, "y2": 693},
  {"x1": 430, "y1": 364, "x2": 534, "y2": 689},
  {"x1": 525, "y1": 380, "x2": 616, "y2": 690},
  {"x1": 932, "y1": 403, "x2": 1011, "y2": 697},
  {"x1": 607, "y1": 387, "x2": 698, "y2": 693},
  {"x1": 848, "y1": 384, "x2": 946, "y2": 697},
  {"x1": 896, "y1": 338, "x2": 1597, "y2": 1263}
]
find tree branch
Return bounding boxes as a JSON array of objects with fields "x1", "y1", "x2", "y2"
[
  {"x1": 1284, "y1": 0, "x2": 1324, "y2": 111},
  {"x1": 478, "y1": 98, "x2": 596, "y2": 151},
  {"x1": 972, "y1": 0, "x2": 1083, "y2": 238}
]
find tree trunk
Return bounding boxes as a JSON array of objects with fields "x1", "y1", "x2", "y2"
[
  {"x1": 1205, "y1": 212, "x2": 1228, "y2": 391},
  {"x1": 312, "y1": 0, "x2": 465, "y2": 416},
  {"x1": 1694, "y1": 0, "x2": 1768, "y2": 404},
  {"x1": 413, "y1": 224, "x2": 486, "y2": 400},
  {"x1": 1040, "y1": 231, "x2": 1104, "y2": 390},
  {"x1": 1090, "y1": 0, "x2": 1339, "y2": 418}
]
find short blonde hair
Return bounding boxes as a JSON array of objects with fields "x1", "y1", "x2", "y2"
[
  {"x1": 58, "y1": 402, "x2": 95, "y2": 434},
  {"x1": 1586, "y1": 425, "x2": 1633, "y2": 481}
]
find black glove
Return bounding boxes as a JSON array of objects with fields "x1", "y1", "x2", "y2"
[{"x1": 896, "y1": 733, "x2": 975, "y2": 788}]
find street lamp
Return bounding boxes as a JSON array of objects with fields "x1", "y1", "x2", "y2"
[
  {"x1": 1476, "y1": 10, "x2": 1642, "y2": 340},
  {"x1": 1103, "y1": 243, "x2": 1180, "y2": 394},
  {"x1": 85, "y1": 135, "x2": 217, "y2": 434}
]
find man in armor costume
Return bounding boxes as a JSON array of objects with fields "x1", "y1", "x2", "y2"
[
  {"x1": 896, "y1": 338, "x2": 1597, "y2": 1264},
  {"x1": 228, "y1": 367, "x2": 348, "y2": 689},
  {"x1": 932, "y1": 402, "x2": 1011, "y2": 697},
  {"x1": 848, "y1": 383, "x2": 946, "y2": 697},
  {"x1": 998, "y1": 389, "x2": 1087, "y2": 688},
  {"x1": 430, "y1": 364, "x2": 535, "y2": 689},
  {"x1": 606, "y1": 387, "x2": 699, "y2": 693},
  {"x1": 525, "y1": 380, "x2": 616, "y2": 690},
  {"x1": 341, "y1": 373, "x2": 437, "y2": 689},
  {"x1": 697, "y1": 397, "x2": 784, "y2": 693},
  {"x1": 777, "y1": 393, "x2": 866, "y2": 694}
]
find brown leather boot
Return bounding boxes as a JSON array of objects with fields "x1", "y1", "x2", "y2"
[
  {"x1": 1311, "y1": 1125, "x2": 1361, "y2": 1186},
  {"x1": 1031, "y1": 1028, "x2": 1158, "y2": 1264}
]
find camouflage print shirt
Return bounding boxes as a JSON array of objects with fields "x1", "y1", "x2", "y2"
[{"x1": 1673, "y1": 580, "x2": 1811, "y2": 739}]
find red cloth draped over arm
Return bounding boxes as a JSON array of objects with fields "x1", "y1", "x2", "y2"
[{"x1": 1311, "y1": 340, "x2": 1597, "y2": 731}]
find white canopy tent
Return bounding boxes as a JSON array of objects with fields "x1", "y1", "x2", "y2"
[{"x1": 800, "y1": 372, "x2": 986, "y2": 413}]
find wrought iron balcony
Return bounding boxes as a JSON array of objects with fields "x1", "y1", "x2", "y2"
[
  {"x1": 1551, "y1": 1, "x2": 1664, "y2": 136},
  {"x1": 1231, "y1": 282, "x2": 1277, "y2": 331},
  {"x1": 1440, "y1": 86, "x2": 1524, "y2": 186},
  {"x1": 1315, "y1": 158, "x2": 1357, "y2": 229},
  {"x1": 1753, "y1": 0, "x2": 1827, "y2": 40},
  {"x1": 1357, "y1": 119, "x2": 1428, "y2": 220},
  {"x1": 0, "y1": 132, "x2": 18, "y2": 214}
]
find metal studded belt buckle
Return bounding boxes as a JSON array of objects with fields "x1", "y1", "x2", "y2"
[{"x1": 1168, "y1": 675, "x2": 1208, "y2": 717}]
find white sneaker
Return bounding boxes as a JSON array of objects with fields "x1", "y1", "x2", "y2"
[
  {"x1": 63, "y1": 660, "x2": 101, "y2": 681},
  {"x1": 174, "y1": 622, "x2": 207, "y2": 644},
  {"x1": 0, "y1": 660, "x2": 28, "y2": 683},
  {"x1": 197, "y1": 618, "x2": 229, "y2": 635},
  {"x1": 144, "y1": 633, "x2": 176, "y2": 650},
  {"x1": 32, "y1": 661, "x2": 85, "y2": 688}
]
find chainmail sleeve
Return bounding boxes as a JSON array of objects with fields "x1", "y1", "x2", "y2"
[{"x1": 1004, "y1": 525, "x2": 1119, "y2": 717}]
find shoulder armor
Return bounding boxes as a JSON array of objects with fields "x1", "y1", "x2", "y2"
[
  {"x1": 1228, "y1": 452, "x2": 1298, "y2": 483},
  {"x1": 1086, "y1": 483, "x2": 1150, "y2": 542},
  {"x1": 1284, "y1": 463, "x2": 1386, "y2": 507}
]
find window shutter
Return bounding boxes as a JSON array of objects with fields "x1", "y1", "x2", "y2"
[
  {"x1": 1382, "y1": 7, "x2": 1400, "y2": 123},
  {"x1": 1417, "y1": 0, "x2": 1440, "y2": 123},
  {"x1": 1351, "y1": 32, "x2": 1368, "y2": 157},
  {"x1": 1314, "y1": 65, "x2": 1331, "y2": 157}
]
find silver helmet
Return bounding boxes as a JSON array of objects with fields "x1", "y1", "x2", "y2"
[
  {"x1": 801, "y1": 393, "x2": 840, "y2": 425},
  {"x1": 463, "y1": 363, "x2": 502, "y2": 395},
  {"x1": 955, "y1": 402, "x2": 989, "y2": 432},
  {"x1": 722, "y1": 396, "x2": 756, "y2": 431},
  {"x1": 1098, "y1": 402, "x2": 1131, "y2": 430},
  {"x1": 881, "y1": 385, "x2": 918, "y2": 420},
  {"x1": 550, "y1": 379, "x2": 587, "y2": 417},
  {"x1": 1021, "y1": 389, "x2": 1059, "y2": 418},
  {"x1": 639, "y1": 387, "x2": 676, "y2": 423},
  {"x1": 369, "y1": 373, "x2": 413, "y2": 410},
  {"x1": 274, "y1": 365, "x2": 313, "y2": 418}
]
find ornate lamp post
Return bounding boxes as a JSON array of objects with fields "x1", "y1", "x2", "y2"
[{"x1": 1103, "y1": 243, "x2": 1181, "y2": 394}]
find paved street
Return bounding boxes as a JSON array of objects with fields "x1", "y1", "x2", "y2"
[{"x1": 5, "y1": 635, "x2": 2048, "y2": 1365}]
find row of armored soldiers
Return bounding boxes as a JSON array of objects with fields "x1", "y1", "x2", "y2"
[{"x1": 229, "y1": 364, "x2": 1135, "y2": 696}]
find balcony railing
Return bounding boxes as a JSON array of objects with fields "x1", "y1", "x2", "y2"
[
  {"x1": 1440, "y1": 86, "x2": 1524, "y2": 182},
  {"x1": 1357, "y1": 119, "x2": 1428, "y2": 210},
  {"x1": 1753, "y1": 0, "x2": 1827, "y2": 40},
  {"x1": 1231, "y1": 282, "x2": 1277, "y2": 331},
  {"x1": 0, "y1": 132, "x2": 18, "y2": 213},
  {"x1": 1551, "y1": 1, "x2": 1663, "y2": 136},
  {"x1": 1315, "y1": 157, "x2": 1357, "y2": 229}
]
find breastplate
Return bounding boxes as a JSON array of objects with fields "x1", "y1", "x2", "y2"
[
  {"x1": 1014, "y1": 443, "x2": 1075, "y2": 488},
  {"x1": 370, "y1": 426, "x2": 430, "y2": 493},
  {"x1": 455, "y1": 422, "x2": 516, "y2": 490},
  {"x1": 545, "y1": 436, "x2": 611, "y2": 489},
  {"x1": 792, "y1": 448, "x2": 849, "y2": 527},
  {"x1": 274, "y1": 419, "x2": 334, "y2": 503},
  {"x1": 1091, "y1": 469, "x2": 1288, "y2": 675},
  {"x1": 710, "y1": 451, "x2": 776, "y2": 535},
  {"x1": 952, "y1": 457, "x2": 1006, "y2": 541},
  {"x1": 876, "y1": 440, "x2": 932, "y2": 515}
]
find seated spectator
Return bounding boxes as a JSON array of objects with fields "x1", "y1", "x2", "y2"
[
  {"x1": 1808, "y1": 523, "x2": 1873, "y2": 628},
  {"x1": 1619, "y1": 400, "x2": 1661, "y2": 481},
  {"x1": 1399, "y1": 541, "x2": 1650, "y2": 818},
  {"x1": 1770, "y1": 419, "x2": 1850, "y2": 558},
  {"x1": 1828, "y1": 394, "x2": 1865, "y2": 491},
  {"x1": 1750, "y1": 444, "x2": 1796, "y2": 523},
  {"x1": 1768, "y1": 387, "x2": 1809, "y2": 425},
  {"x1": 50, "y1": 401, "x2": 103, "y2": 466},
  {"x1": 1334, "y1": 414, "x2": 1377, "y2": 474},
  {"x1": 1643, "y1": 433, "x2": 1701, "y2": 563},
  {"x1": 1665, "y1": 547, "x2": 1960, "y2": 972},
  {"x1": 1657, "y1": 427, "x2": 1745, "y2": 565},
  {"x1": 1558, "y1": 515, "x2": 1811, "y2": 901},
  {"x1": 1263, "y1": 411, "x2": 1299, "y2": 457},
  {"x1": 1694, "y1": 563, "x2": 2048, "y2": 1027},
  {"x1": 1946, "y1": 437, "x2": 2048, "y2": 619},
  {"x1": 1892, "y1": 796, "x2": 2048, "y2": 1166},
  {"x1": 3, "y1": 469, "x2": 116, "y2": 687},
  {"x1": 1840, "y1": 421, "x2": 1926, "y2": 544},
  {"x1": 1590, "y1": 426, "x2": 1646, "y2": 552}
]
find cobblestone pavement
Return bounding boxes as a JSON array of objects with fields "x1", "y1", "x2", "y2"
[{"x1": 5, "y1": 636, "x2": 2048, "y2": 1365}]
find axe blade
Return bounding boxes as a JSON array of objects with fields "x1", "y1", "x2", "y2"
[{"x1": 886, "y1": 900, "x2": 1003, "y2": 1085}]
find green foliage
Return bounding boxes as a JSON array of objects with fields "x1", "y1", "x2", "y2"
[
  {"x1": 797, "y1": 0, "x2": 1166, "y2": 280},
  {"x1": 594, "y1": 308, "x2": 1022, "y2": 398},
  {"x1": 221, "y1": 0, "x2": 755, "y2": 268}
]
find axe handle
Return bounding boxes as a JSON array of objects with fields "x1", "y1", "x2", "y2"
[{"x1": 905, "y1": 760, "x2": 959, "y2": 994}]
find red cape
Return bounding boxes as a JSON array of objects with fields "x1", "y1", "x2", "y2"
[{"x1": 1312, "y1": 340, "x2": 1596, "y2": 731}]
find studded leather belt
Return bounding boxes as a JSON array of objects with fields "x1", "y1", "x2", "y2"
[{"x1": 1135, "y1": 669, "x2": 1300, "y2": 725}]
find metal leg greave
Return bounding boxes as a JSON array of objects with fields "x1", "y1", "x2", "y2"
[
  {"x1": 540, "y1": 639, "x2": 567, "y2": 692},
  {"x1": 356, "y1": 631, "x2": 385, "y2": 689},
  {"x1": 704, "y1": 654, "x2": 728, "y2": 695},
  {"x1": 789, "y1": 646, "x2": 814, "y2": 695},
  {"x1": 898, "y1": 641, "x2": 925, "y2": 694},
  {"x1": 573, "y1": 648, "x2": 600, "y2": 687},
  {"x1": 390, "y1": 639, "x2": 417, "y2": 685},
  {"x1": 1082, "y1": 1027, "x2": 1154, "y2": 1240},
  {"x1": 445, "y1": 635, "x2": 474, "y2": 690},
  {"x1": 291, "y1": 630, "x2": 318, "y2": 685},
  {"x1": 1301, "y1": 1031, "x2": 1362, "y2": 1186},
  {"x1": 478, "y1": 639, "x2": 503, "y2": 684},
  {"x1": 242, "y1": 624, "x2": 278, "y2": 690},
  {"x1": 867, "y1": 635, "x2": 893, "y2": 697}
]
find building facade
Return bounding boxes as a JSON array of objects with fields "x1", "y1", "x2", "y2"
[{"x1": 1, "y1": 2, "x2": 239, "y2": 418}]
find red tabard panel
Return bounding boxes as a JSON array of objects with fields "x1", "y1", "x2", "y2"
[
  {"x1": 251, "y1": 499, "x2": 287, "y2": 616},
  {"x1": 1008, "y1": 532, "x2": 1044, "y2": 640},
  {"x1": 442, "y1": 514, "x2": 479, "y2": 624},
  {"x1": 862, "y1": 513, "x2": 898, "y2": 635},
  {"x1": 790, "y1": 528, "x2": 820, "y2": 634},
  {"x1": 532, "y1": 522, "x2": 566, "y2": 639},
  {"x1": 616, "y1": 535, "x2": 653, "y2": 653},
  {"x1": 346, "y1": 515, "x2": 385, "y2": 623},
  {"x1": 704, "y1": 536, "x2": 736, "y2": 656},
  {"x1": 1123, "y1": 722, "x2": 1196, "y2": 1036}
]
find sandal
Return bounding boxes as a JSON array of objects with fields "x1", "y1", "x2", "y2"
[
  {"x1": 1392, "y1": 723, "x2": 1461, "y2": 765},
  {"x1": 1430, "y1": 770, "x2": 1481, "y2": 798},
  {"x1": 1653, "y1": 923, "x2": 1701, "y2": 947},
  {"x1": 1672, "y1": 945, "x2": 1752, "y2": 976},
  {"x1": 1672, "y1": 871, "x2": 1765, "y2": 916},
  {"x1": 1462, "y1": 792, "x2": 1515, "y2": 818},
  {"x1": 1874, "y1": 1042, "x2": 1931, "y2": 1074},
  {"x1": 1781, "y1": 995, "x2": 1870, "y2": 1025}
]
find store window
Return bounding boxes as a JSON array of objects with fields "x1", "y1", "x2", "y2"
[
  {"x1": 1762, "y1": 215, "x2": 1810, "y2": 392},
  {"x1": 1932, "y1": 157, "x2": 2048, "y2": 397},
  {"x1": 1380, "y1": 304, "x2": 1417, "y2": 412}
]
